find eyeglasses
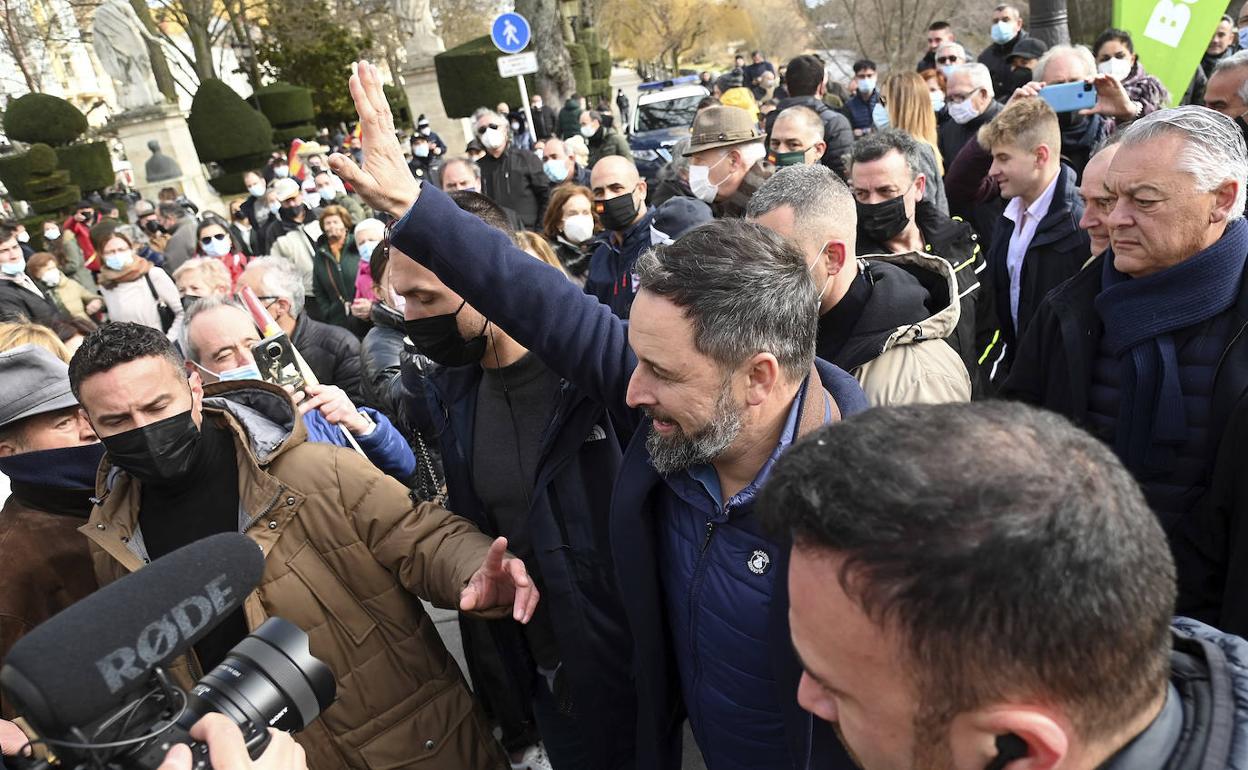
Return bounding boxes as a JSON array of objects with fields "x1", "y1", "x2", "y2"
[
  {"x1": 475, "y1": 123, "x2": 500, "y2": 135},
  {"x1": 936, "y1": 55, "x2": 961, "y2": 64},
  {"x1": 200, "y1": 233, "x2": 228, "y2": 245}
]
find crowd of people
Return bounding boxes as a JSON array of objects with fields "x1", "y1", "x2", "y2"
[{"x1": 6, "y1": 3, "x2": 1248, "y2": 769}]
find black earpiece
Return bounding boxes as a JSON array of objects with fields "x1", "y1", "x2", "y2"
[{"x1": 984, "y1": 733, "x2": 1027, "y2": 770}]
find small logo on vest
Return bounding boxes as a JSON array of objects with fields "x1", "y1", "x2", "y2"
[
  {"x1": 584, "y1": 425, "x2": 607, "y2": 443},
  {"x1": 748, "y1": 550, "x2": 771, "y2": 575}
]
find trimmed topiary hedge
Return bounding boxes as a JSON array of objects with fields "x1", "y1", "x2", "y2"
[
  {"x1": 434, "y1": 35, "x2": 537, "y2": 119},
  {"x1": 189, "y1": 79, "x2": 273, "y2": 195},
  {"x1": 0, "y1": 152, "x2": 31, "y2": 200},
  {"x1": 254, "y1": 82, "x2": 318, "y2": 146},
  {"x1": 566, "y1": 44, "x2": 593, "y2": 98},
  {"x1": 55, "y1": 142, "x2": 113, "y2": 193},
  {"x1": 5, "y1": 94, "x2": 88, "y2": 146},
  {"x1": 384, "y1": 84, "x2": 413, "y2": 129},
  {"x1": 24, "y1": 144, "x2": 80, "y2": 215},
  {"x1": 189, "y1": 79, "x2": 273, "y2": 163},
  {"x1": 253, "y1": 82, "x2": 314, "y2": 125}
]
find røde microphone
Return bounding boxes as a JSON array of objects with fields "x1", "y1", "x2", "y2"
[{"x1": 0, "y1": 532, "x2": 265, "y2": 734}]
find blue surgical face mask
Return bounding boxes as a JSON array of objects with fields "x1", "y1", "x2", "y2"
[
  {"x1": 544, "y1": 159, "x2": 570, "y2": 182},
  {"x1": 358, "y1": 240, "x2": 378, "y2": 262},
  {"x1": 857, "y1": 77, "x2": 876, "y2": 94},
  {"x1": 0, "y1": 258, "x2": 24, "y2": 276},
  {"x1": 940, "y1": 64, "x2": 956, "y2": 79},
  {"x1": 991, "y1": 20, "x2": 1015, "y2": 44},
  {"x1": 1238, "y1": 27, "x2": 1248, "y2": 49},
  {"x1": 872, "y1": 102, "x2": 890, "y2": 129},
  {"x1": 104, "y1": 251, "x2": 133, "y2": 271},
  {"x1": 217, "y1": 363, "x2": 262, "y2": 381},
  {"x1": 930, "y1": 90, "x2": 946, "y2": 113}
]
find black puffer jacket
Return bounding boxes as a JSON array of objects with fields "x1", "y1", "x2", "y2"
[
  {"x1": 763, "y1": 95, "x2": 855, "y2": 179},
  {"x1": 291, "y1": 314, "x2": 366, "y2": 407}
]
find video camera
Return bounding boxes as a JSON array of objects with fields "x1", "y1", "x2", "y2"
[{"x1": 0, "y1": 534, "x2": 335, "y2": 770}]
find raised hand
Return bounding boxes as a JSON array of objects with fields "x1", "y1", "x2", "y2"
[
  {"x1": 329, "y1": 61, "x2": 423, "y2": 219},
  {"x1": 460, "y1": 536, "x2": 540, "y2": 623}
]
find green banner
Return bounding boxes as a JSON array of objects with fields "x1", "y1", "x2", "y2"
[{"x1": 1113, "y1": 0, "x2": 1228, "y2": 105}]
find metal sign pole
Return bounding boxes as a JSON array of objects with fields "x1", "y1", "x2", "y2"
[{"x1": 518, "y1": 76, "x2": 537, "y2": 148}]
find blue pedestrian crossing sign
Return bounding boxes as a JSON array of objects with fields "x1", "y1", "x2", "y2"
[{"x1": 491, "y1": 12, "x2": 530, "y2": 54}]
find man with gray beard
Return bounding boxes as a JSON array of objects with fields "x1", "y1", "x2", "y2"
[{"x1": 329, "y1": 60, "x2": 870, "y2": 770}]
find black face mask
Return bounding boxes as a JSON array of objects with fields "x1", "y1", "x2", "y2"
[
  {"x1": 856, "y1": 194, "x2": 911, "y2": 243},
  {"x1": 402, "y1": 299, "x2": 488, "y2": 367},
  {"x1": 597, "y1": 189, "x2": 639, "y2": 232},
  {"x1": 279, "y1": 204, "x2": 305, "y2": 223},
  {"x1": 100, "y1": 410, "x2": 202, "y2": 486},
  {"x1": 181, "y1": 294, "x2": 201, "y2": 312}
]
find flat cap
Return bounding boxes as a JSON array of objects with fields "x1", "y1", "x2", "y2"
[{"x1": 0, "y1": 344, "x2": 78, "y2": 429}]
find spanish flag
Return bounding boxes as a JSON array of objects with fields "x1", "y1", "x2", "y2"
[{"x1": 287, "y1": 139, "x2": 305, "y2": 180}]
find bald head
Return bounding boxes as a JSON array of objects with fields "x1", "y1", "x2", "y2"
[
  {"x1": 589, "y1": 155, "x2": 646, "y2": 231},
  {"x1": 591, "y1": 155, "x2": 641, "y2": 190}
]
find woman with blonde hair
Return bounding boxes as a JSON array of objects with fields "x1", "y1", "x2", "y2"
[
  {"x1": 880, "y1": 70, "x2": 949, "y2": 215},
  {"x1": 0, "y1": 321, "x2": 72, "y2": 362},
  {"x1": 515, "y1": 231, "x2": 571, "y2": 279}
]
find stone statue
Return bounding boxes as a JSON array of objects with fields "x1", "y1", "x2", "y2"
[
  {"x1": 92, "y1": 0, "x2": 163, "y2": 111},
  {"x1": 144, "y1": 140, "x2": 182, "y2": 182},
  {"x1": 396, "y1": 0, "x2": 444, "y2": 58}
]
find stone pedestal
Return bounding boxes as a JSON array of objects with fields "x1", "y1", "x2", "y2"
[
  {"x1": 108, "y1": 102, "x2": 225, "y2": 215},
  {"x1": 401, "y1": 57, "x2": 471, "y2": 153}
]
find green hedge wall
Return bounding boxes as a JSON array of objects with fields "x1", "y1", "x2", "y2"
[
  {"x1": 384, "y1": 85, "x2": 413, "y2": 129},
  {"x1": 590, "y1": 46, "x2": 611, "y2": 80},
  {"x1": 566, "y1": 44, "x2": 593, "y2": 98},
  {"x1": 5, "y1": 94, "x2": 87, "y2": 146},
  {"x1": 189, "y1": 79, "x2": 273, "y2": 163},
  {"x1": 253, "y1": 82, "x2": 314, "y2": 126},
  {"x1": 190, "y1": 79, "x2": 273, "y2": 195},
  {"x1": 0, "y1": 153, "x2": 31, "y2": 200},
  {"x1": 55, "y1": 142, "x2": 113, "y2": 193},
  {"x1": 274, "y1": 124, "x2": 319, "y2": 145},
  {"x1": 434, "y1": 35, "x2": 537, "y2": 119}
]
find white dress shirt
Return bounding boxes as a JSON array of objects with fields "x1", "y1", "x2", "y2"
[{"x1": 1003, "y1": 171, "x2": 1061, "y2": 329}]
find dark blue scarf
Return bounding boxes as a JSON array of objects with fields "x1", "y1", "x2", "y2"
[
  {"x1": 0, "y1": 441, "x2": 105, "y2": 489},
  {"x1": 1094, "y1": 218, "x2": 1248, "y2": 472}
]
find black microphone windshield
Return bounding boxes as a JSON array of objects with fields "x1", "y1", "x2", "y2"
[{"x1": 0, "y1": 533, "x2": 265, "y2": 733}]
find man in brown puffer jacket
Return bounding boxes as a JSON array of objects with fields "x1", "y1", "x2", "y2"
[{"x1": 69, "y1": 322, "x2": 537, "y2": 770}]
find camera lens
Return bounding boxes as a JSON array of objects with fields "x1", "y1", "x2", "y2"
[
  {"x1": 265, "y1": 343, "x2": 283, "y2": 359},
  {"x1": 187, "y1": 618, "x2": 335, "y2": 733}
]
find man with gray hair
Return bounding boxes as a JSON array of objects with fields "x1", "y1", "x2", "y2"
[
  {"x1": 235, "y1": 256, "x2": 366, "y2": 406},
  {"x1": 938, "y1": 63, "x2": 1000, "y2": 175},
  {"x1": 1206, "y1": 50, "x2": 1248, "y2": 123},
  {"x1": 687, "y1": 105, "x2": 774, "y2": 217},
  {"x1": 1017, "y1": 44, "x2": 1109, "y2": 178},
  {"x1": 539, "y1": 136, "x2": 590, "y2": 186},
  {"x1": 330, "y1": 60, "x2": 868, "y2": 770},
  {"x1": 766, "y1": 106, "x2": 827, "y2": 168},
  {"x1": 472, "y1": 106, "x2": 550, "y2": 229},
  {"x1": 934, "y1": 40, "x2": 968, "y2": 74},
  {"x1": 1006, "y1": 106, "x2": 1248, "y2": 534},
  {"x1": 748, "y1": 161, "x2": 971, "y2": 404}
]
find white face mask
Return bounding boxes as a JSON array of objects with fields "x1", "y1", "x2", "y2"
[
  {"x1": 1097, "y1": 56, "x2": 1132, "y2": 81},
  {"x1": 202, "y1": 236, "x2": 231, "y2": 258},
  {"x1": 248, "y1": 183, "x2": 266, "y2": 198},
  {"x1": 274, "y1": 165, "x2": 290, "y2": 178},
  {"x1": 16, "y1": 231, "x2": 29, "y2": 243},
  {"x1": 40, "y1": 268, "x2": 61, "y2": 287},
  {"x1": 948, "y1": 96, "x2": 982, "y2": 125},
  {"x1": 562, "y1": 213, "x2": 595, "y2": 244},
  {"x1": 44, "y1": 227, "x2": 60, "y2": 241},
  {"x1": 689, "y1": 153, "x2": 730, "y2": 204},
  {"x1": 318, "y1": 187, "x2": 336, "y2": 202},
  {"x1": 303, "y1": 191, "x2": 322, "y2": 209},
  {"x1": 480, "y1": 127, "x2": 506, "y2": 150},
  {"x1": 580, "y1": 124, "x2": 596, "y2": 138}
]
